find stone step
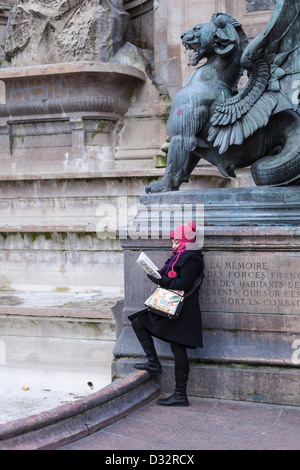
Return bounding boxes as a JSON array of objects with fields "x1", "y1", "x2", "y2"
[
  {"x1": 0, "y1": 291, "x2": 122, "y2": 319},
  {"x1": 0, "y1": 292, "x2": 121, "y2": 373}
]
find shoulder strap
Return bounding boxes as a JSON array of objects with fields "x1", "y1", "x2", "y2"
[{"x1": 185, "y1": 272, "x2": 204, "y2": 298}]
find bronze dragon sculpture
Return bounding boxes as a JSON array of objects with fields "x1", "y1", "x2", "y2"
[{"x1": 146, "y1": 0, "x2": 300, "y2": 193}]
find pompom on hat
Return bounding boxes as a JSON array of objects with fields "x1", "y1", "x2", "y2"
[
  {"x1": 170, "y1": 220, "x2": 196, "y2": 244},
  {"x1": 167, "y1": 221, "x2": 197, "y2": 278}
]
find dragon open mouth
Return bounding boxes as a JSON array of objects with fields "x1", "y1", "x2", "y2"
[{"x1": 184, "y1": 43, "x2": 199, "y2": 64}]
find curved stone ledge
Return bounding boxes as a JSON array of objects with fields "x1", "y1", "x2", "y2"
[
  {"x1": 0, "y1": 96, "x2": 129, "y2": 118},
  {"x1": 0, "y1": 166, "x2": 228, "y2": 182},
  {"x1": 0, "y1": 371, "x2": 159, "y2": 450},
  {"x1": 0, "y1": 62, "x2": 147, "y2": 82}
]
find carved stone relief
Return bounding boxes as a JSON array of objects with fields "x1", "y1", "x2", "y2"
[{"x1": 3, "y1": 0, "x2": 135, "y2": 66}]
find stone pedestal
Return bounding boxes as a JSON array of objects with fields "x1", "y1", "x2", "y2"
[{"x1": 113, "y1": 187, "x2": 300, "y2": 406}]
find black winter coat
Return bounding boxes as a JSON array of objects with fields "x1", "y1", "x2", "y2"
[{"x1": 129, "y1": 249, "x2": 204, "y2": 348}]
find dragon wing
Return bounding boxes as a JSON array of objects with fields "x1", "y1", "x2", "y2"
[{"x1": 208, "y1": 0, "x2": 300, "y2": 154}]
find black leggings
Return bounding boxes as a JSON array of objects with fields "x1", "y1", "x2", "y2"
[
  {"x1": 132, "y1": 316, "x2": 189, "y2": 375},
  {"x1": 170, "y1": 341, "x2": 189, "y2": 375}
]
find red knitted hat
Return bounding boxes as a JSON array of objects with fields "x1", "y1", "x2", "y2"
[
  {"x1": 170, "y1": 221, "x2": 196, "y2": 243},
  {"x1": 168, "y1": 221, "x2": 197, "y2": 278}
]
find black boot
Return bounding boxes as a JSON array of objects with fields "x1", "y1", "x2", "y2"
[
  {"x1": 134, "y1": 340, "x2": 162, "y2": 376},
  {"x1": 157, "y1": 369, "x2": 189, "y2": 406}
]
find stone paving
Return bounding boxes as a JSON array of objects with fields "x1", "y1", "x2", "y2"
[{"x1": 60, "y1": 395, "x2": 300, "y2": 451}]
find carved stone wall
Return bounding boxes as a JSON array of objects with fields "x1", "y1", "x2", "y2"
[
  {"x1": 0, "y1": 1, "x2": 15, "y2": 61},
  {"x1": 3, "y1": 0, "x2": 134, "y2": 66}
]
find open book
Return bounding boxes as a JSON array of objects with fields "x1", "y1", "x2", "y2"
[{"x1": 136, "y1": 252, "x2": 162, "y2": 279}]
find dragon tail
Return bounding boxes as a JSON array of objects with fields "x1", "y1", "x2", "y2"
[{"x1": 251, "y1": 111, "x2": 300, "y2": 186}]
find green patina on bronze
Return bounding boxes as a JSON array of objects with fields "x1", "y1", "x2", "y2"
[{"x1": 146, "y1": 0, "x2": 300, "y2": 193}]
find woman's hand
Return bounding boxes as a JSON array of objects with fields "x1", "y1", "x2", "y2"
[
  {"x1": 147, "y1": 274, "x2": 171, "y2": 289},
  {"x1": 147, "y1": 274, "x2": 159, "y2": 284}
]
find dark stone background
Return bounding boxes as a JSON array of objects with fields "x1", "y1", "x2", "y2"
[{"x1": 246, "y1": 0, "x2": 275, "y2": 12}]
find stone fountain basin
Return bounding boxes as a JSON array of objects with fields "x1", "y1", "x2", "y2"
[
  {"x1": 0, "y1": 62, "x2": 146, "y2": 115},
  {"x1": 0, "y1": 62, "x2": 146, "y2": 174}
]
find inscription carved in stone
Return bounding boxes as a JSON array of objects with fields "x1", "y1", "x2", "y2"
[{"x1": 200, "y1": 255, "x2": 300, "y2": 314}]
